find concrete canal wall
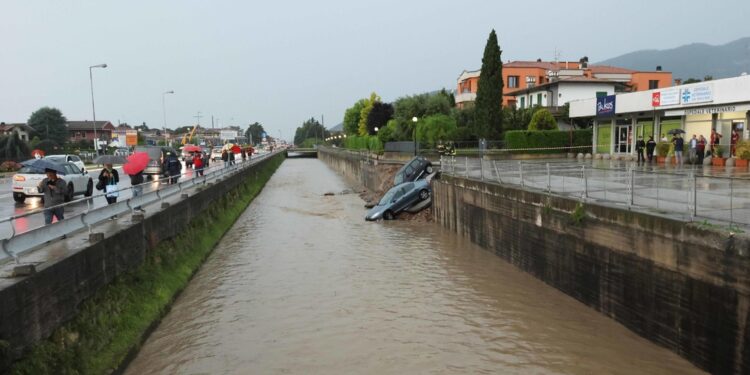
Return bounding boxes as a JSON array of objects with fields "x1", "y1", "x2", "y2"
[
  {"x1": 318, "y1": 148, "x2": 390, "y2": 193},
  {"x1": 0, "y1": 153, "x2": 284, "y2": 373},
  {"x1": 432, "y1": 175, "x2": 750, "y2": 375},
  {"x1": 320, "y1": 148, "x2": 750, "y2": 374}
]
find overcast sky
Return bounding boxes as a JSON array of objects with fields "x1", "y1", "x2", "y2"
[{"x1": 2, "y1": 0, "x2": 748, "y2": 141}]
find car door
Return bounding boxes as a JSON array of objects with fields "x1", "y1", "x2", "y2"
[
  {"x1": 64, "y1": 164, "x2": 83, "y2": 193},
  {"x1": 391, "y1": 183, "x2": 414, "y2": 212}
]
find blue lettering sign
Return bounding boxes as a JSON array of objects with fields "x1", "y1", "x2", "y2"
[{"x1": 596, "y1": 95, "x2": 616, "y2": 117}]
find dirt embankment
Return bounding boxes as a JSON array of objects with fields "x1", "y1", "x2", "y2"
[{"x1": 357, "y1": 163, "x2": 433, "y2": 222}]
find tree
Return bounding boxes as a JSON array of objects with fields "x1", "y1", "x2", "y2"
[
  {"x1": 134, "y1": 122, "x2": 149, "y2": 131},
  {"x1": 528, "y1": 108, "x2": 558, "y2": 130},
  {"x1": 293, "y1": 117, "x2": 328, "y2": 146},
  {"x1": 245, "y1": 122, "x2": 265, "y2": 144},
  {"x1": 474, "y1": 29, "x2": 503, "y2": 140},
  {"x1": 358, "y1": 92, "x2": 380, "y2": 136},
  {"x1": 366, "y1": 102, "x2": 393, "y2": 135},
  {"x1": 343, "y1": 99, "x2": 367, "y2": 135},
  {"x1": 416, "y1": 114, "x2": 458, "y2": 146},
  {"x1": 682, "y1": 78, "x2": 701, "y2": 84},
  {"x1": 27, "y1": 107, "x2": 68, "y2": 145},
  {"x1": 0, "y1": 132, "x2": 30, "y2": 161}
]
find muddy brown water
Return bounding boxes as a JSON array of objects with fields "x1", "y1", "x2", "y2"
[{"x1": 125, "y1": 159, "x2": 704, "y2": 375}]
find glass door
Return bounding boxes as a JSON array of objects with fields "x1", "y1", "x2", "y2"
[{"x1": 615, "y1": 125, "x2": 632, "y2": 153}]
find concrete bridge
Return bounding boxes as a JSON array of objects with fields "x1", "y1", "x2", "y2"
[{"x1": 285, "y1": 148, "x2": 317, "y2": 158}]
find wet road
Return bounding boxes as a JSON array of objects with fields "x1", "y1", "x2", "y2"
[{"x1": 125, "y1": 159, "x2": 704, "y2": 374}]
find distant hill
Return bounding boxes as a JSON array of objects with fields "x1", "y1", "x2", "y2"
[{"x1": 598, "y1": 37, "x2": 750, "y2": 80}]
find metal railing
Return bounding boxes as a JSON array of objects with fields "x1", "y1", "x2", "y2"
[
  {"x1": 441, "y1": 156, "x2": 750, "y2": 228},
  {"x1": 0, "y1": 152, "x2": 277, "y2": 265}
]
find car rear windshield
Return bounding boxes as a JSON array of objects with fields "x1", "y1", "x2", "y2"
[
  {"x1": 44, "y1": 156, "x2": 66, "y2": 163},
  {"x1": 135, "y1": 147, "x2": 162, "y2": 158},
  {"x1": 17, "y1": 166, "x2": 44, "y2": 174}
]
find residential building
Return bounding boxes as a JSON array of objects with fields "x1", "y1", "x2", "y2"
[
  {"x1": 67, "y1": 121, "x2": 115, "y2": 142},
  {"x1": 0, "y1": 123, "x2": 33, "y2": 141},
  {"x1": 455, "y1": 58, "x2": 673, "y2": 109},
  {"x1": 569, "y1": 74, "x2": 750, "y2": 155}
]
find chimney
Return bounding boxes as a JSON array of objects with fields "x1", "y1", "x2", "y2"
[
  {"x1": 656, "y1": 65, "x2": 662, "y2": 71},
  {"x1": 674, "y1": 78, "x2": 682, "y2": 85}
]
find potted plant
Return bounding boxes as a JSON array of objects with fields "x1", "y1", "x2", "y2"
[
  {"x1": 655, "y1": 142, "x2": 670, "y2": 164},
  {"x1": 712, "y1": 145, "x2": 726, "y2": 166},
  {"x1": 735, "y1": 141, "x2": 750, "y2": 168}
]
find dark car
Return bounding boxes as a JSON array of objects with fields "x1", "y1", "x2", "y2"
[
  {"x1": 135, "y1": 146, "x2": 178, "y2": 180},
  {"x1": 393, "y1": 156, "x2": 434, "y2": 186},
  {"x1": 365, "y1": 179, "x2": 431, "y2": 221}
]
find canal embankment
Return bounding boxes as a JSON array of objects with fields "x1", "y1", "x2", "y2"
[
  {"x1": 321, "y1": 147, "x2": 750, "y2": 375},
  {"x1": 0, "y1": 153, "x2": 284, "y2": 374}
]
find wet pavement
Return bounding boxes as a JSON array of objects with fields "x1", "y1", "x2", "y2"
[{"x1": 125, "y1": 159, "x2": 705, "y2": 375}]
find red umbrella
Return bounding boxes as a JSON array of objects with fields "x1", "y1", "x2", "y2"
[
  {"x1": 183, "y1": 144, "x2": 201, "y2": 152},
  {"x1": 231, "y1": 145, "x2": 241, "y2": 154},
  {"x1": 123, "y1": 152, "x2": 150, "y2": 175}
]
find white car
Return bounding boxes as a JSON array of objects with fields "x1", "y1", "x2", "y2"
[
  {"x1": 12, "y1": 162, "x2": 94, "y2": 203},
  {"x1": 45, "y1": 154, "x2": 86, "y2": 172},
  {"x1": 211, "y1": 147, "x2": 223, "y2": 161}
]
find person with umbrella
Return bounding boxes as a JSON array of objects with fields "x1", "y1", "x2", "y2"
[
  {"x1": 97, "y1": 163, "x2": 120, "y2": 218},
  {"x1": 37, "y1": 167, "x2": 68, "y2": 225},
  {"x1": 124, "y1": 152, "x2": 149, "y2": 213},
  {"x1": 163, "y1": 151, "x2": 182, "y2": 184}
]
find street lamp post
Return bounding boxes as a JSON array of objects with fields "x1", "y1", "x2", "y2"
[
  {"x1": 412, "y1": 116, "x2": 418, "y2": 156},
  {"x1": 89, "y1": 63, "x2": 107, "y2": 156},
  {"x1": 162, "y1": 90, "x2": 174, "y2": 145}
]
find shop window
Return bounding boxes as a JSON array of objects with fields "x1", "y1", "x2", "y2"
[
  {"x1": 649, "y1": 80, "x2": 659, "y2": 89},
  {"x1": 508, "y1": 76, "x2": 519, "y2": 88}
]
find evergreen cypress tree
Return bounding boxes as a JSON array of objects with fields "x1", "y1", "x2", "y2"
[{"x1": 474, "y1": 30, "x2": 503, "y2": 139}]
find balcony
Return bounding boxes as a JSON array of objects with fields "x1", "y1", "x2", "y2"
[{"x1": 455, "y1": 91, "x2": 476, "y2": 103}]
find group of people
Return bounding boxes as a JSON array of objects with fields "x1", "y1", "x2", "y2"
[{"x1": 634, "y1": 128, "x2": 731, "y2": 166}]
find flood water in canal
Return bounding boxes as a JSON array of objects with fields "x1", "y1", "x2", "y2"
[{"x1": 125, "y1": 159, "x2": 704, "y2": 375}]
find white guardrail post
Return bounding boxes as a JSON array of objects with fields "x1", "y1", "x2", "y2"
[{"x1": 0, "y1": 150, "x2": 277, "y2": 265}]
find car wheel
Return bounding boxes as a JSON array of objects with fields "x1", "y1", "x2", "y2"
[
  {"x1": 419, "y1": 189, "x2": 430, "y2": 200},
  {"x1": 13, "y1": 193, "x2": 25, "y2": 203},
  {"x1": 65, "y1": 182, "x2": 74, "y2": 202},
  {"x1": 383, "y1": 210, "x2": 395, "y2": 220},
  {"x1": 85, "y1": 179, "x2": 93, "y2": 197},
  {"x1": 426, "y1": 164, "x2": 434, "y2": 174}
]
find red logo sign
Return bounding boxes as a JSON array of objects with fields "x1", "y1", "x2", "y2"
[{"x1": 651, "y1": 92, "x2": 661, "y2": 107}]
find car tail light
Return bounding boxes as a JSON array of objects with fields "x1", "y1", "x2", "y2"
[{"x1": 13, "y1": 175, "x2": 25, "y2": 182}]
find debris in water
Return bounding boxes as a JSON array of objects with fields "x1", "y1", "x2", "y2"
[{"x1": 323, "y1": 192, "x2": 335, "y2": 196}]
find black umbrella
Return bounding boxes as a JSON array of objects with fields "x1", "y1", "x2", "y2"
[
  {"x1": 21, "y1": 158, "x2": 67, "y2": 174},
  {"x1": 93, "y1": 154, "x2": 127, "y2": 164},
  {"x1": 667, "y1": 128, "x2": 686, "y2": 135}
]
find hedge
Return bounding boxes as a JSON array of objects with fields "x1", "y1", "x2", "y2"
[
  {"x1": 344, "y1": 135, "x2": 383, "y2": 152},
  {"x1": 504, "y1": 129, "x2": 593, "y2": 154}
]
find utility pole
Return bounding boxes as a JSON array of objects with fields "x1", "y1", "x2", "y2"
[{"x1": 194, "y1": 111, "x2": 203, "y2": 126}]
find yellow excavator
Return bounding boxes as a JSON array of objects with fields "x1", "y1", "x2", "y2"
[{"x1": 181, "y1": 125, "x2": 199, "y2": 145}]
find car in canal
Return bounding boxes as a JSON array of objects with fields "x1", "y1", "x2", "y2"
[
  {"x1": 365, "y1": 179, "x2": 431, "y2": 221},
  {"x1": 393, "y1": 156, "x2": 434, "y2": 186},
  {"x1": 12, "y1": 161, "x2": 94, "y2": 203}
]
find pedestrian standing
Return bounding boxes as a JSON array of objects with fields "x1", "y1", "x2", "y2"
[
  {"x1": 129, "y1": 170, "x2": 145, "y2": 213},
  {"x1": 97, "y1": 163, "x2": 120, "y2": 205},
  {"x1": 241, "y1": 148, "x2": 247, "y2": 162},
  {"x1": 689, "y1": 134, "x2": 698, "y2": 164},
  {"x1": 203, "y1": 151, "x2": 210, "y2": 169},
  {"x1": 221, "y1": 149, "x2": 229, "y2": 168},
  {"x1": 635, "y1": 136, "x2": 646, "y2": 164},
  {"x1": 646, "y1": 136, "x2": 656, "y2": 163},
  {"x1": 697, "y1": 135, "x2": 707, "y2": 165},
  {"x1": 163, "y1": 152, "x2": 182, "y2": 184},
  {"x1": 38, "y1": 168, "x2": 68, "y2": 224},
  {"x1": 731, "y1": 128, "x2": 739, "y2": 157},
  {"x1": 229, "y1": 150, "x2": 236, "y2": 166},
  {"x1": 674, "y1": 135, "x2": 685, "y2": 166},
  {"x1": 193, "y1": 152, "x2": 204, "y2": 176},
  {"x1": 711, "y1": 129, "x2": 723, "y2": 156}
]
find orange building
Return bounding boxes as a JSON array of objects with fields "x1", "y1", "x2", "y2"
[{"x1": 455, "y1": 59, "x2": 673, "y2": 109}]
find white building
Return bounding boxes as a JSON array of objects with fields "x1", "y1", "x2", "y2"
[
  {"x1": 569, "y1": 74, "x2": 750, "y2": 155},
  {"x1": 510, "y1": 76, "x2": 616, "y2": 110}
]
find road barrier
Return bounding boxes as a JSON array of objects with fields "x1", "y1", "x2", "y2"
[{"x1": 0, "y1": 152, "x2": 277, "y2": 265}]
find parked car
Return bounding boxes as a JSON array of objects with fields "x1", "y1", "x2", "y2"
[
  {"x1": 113, "y1": 148, "x2": 130, "y2": 157},
  {"x1": 44, "y1": 154, "x2": 86, "y2": 172},
  {"x1": 393, "y1": 156, "x2": 434, "y2": 186},
  {"x1": 12, "y1": 161, "x2": 94, "y2": 203},
  {"x1": 211, "y1": 147, "x2": 223, "y2": 161},
  {"x1": 135, "y1": 146, "x2": 178, "y2": 180},
  {"x1": 365, "y1": 179, "x2": 431, "y2": 221}
]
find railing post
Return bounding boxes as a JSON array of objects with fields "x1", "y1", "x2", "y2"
[
  {"x1": 582, "y1": 165, "x2": 588, "y2": 199},
  {"x1": 464, "y1": 157, "x2": 469, "y2": 178},
  {"x1": 480, "y1": 158, "x2": 484, "y2": 181},
  {"x1": 546, "y1": 163, "x2": 551, "y2": 194},
  {"x1": 730, "y1": 178, "x2": 734, "y2": 225},
  {"x1": 519, "y1": 162, "x2": 524, "y2": 188},
  {"x1": 629, "y1": 168, "x2": 634, "y2": 207},
  {"x1": 692, "y1": 173, "x2": 697, "y2": 219},
  {"x1": 493, "y1": 160, "x2": 501, "y2": 183}
]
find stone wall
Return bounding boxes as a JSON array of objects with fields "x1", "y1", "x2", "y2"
[
  {"x1": 432, "y1": 175, "x2": 750, "y2": 375},
  {"x1": 0, "y1": 154, "x2": 283, "y2": 370}
]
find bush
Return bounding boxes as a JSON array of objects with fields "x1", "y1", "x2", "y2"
[
  {"x1": 527, "y1": 108, "x2": 558, "y2": 130},
  {"x1": 655, "y1": 142, "x2": 670, "y2": 157},
  {"x1": 344, "y1": 135, "x2": 383, "y2": 152},
  {"x1": 735, "y1": 141, "x2": 750, "y2": 160},
  {"x1": 504, "y1": 129, "x2": 592, "y2": 154},
  {"x1": 0, "y1": 161, "x2": 22, "y2": 172}
]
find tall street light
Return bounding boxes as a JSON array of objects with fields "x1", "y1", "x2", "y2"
[
  {"x1": 89, "y1": 63, "x2": 107, "y2": 156},
  {"x1": 412, "y1": 116, "x2": 418, "y2": 156},
  {"x1": 162, "y1": 90, "x2": 175, "y2": 145}
]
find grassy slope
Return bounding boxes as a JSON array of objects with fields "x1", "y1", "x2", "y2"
[{"x1": 9, "y1": 154, "x2": 284, "y2": 374}]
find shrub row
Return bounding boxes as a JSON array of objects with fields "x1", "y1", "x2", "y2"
[
  {"x1": 344, "y1": 135, "x2": 383, "y2": 152},
  {"x1": 504, "y1": 129, "x2": 593, "y2": 154}
]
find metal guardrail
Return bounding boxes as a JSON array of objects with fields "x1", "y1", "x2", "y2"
[
  {"x1": 441, "y1": 156, "x2": 750, "y2": 228},
  {"x1": 0, "y1": 152, "x2": 277, "y2": 265}
]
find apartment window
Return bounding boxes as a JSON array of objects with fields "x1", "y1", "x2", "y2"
[
  {"x1": 508, "y1": 76, "x2": 519, "y2": 88},
  {"x1": 648, "y1": 80, "x2": 659, "y2": 89},
  {"x1": 596, "y1": 91, "x2": 607, "y2": 98},
  {"x1": 520, "y1": 97, "x2": 525, "y2": 109}
]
